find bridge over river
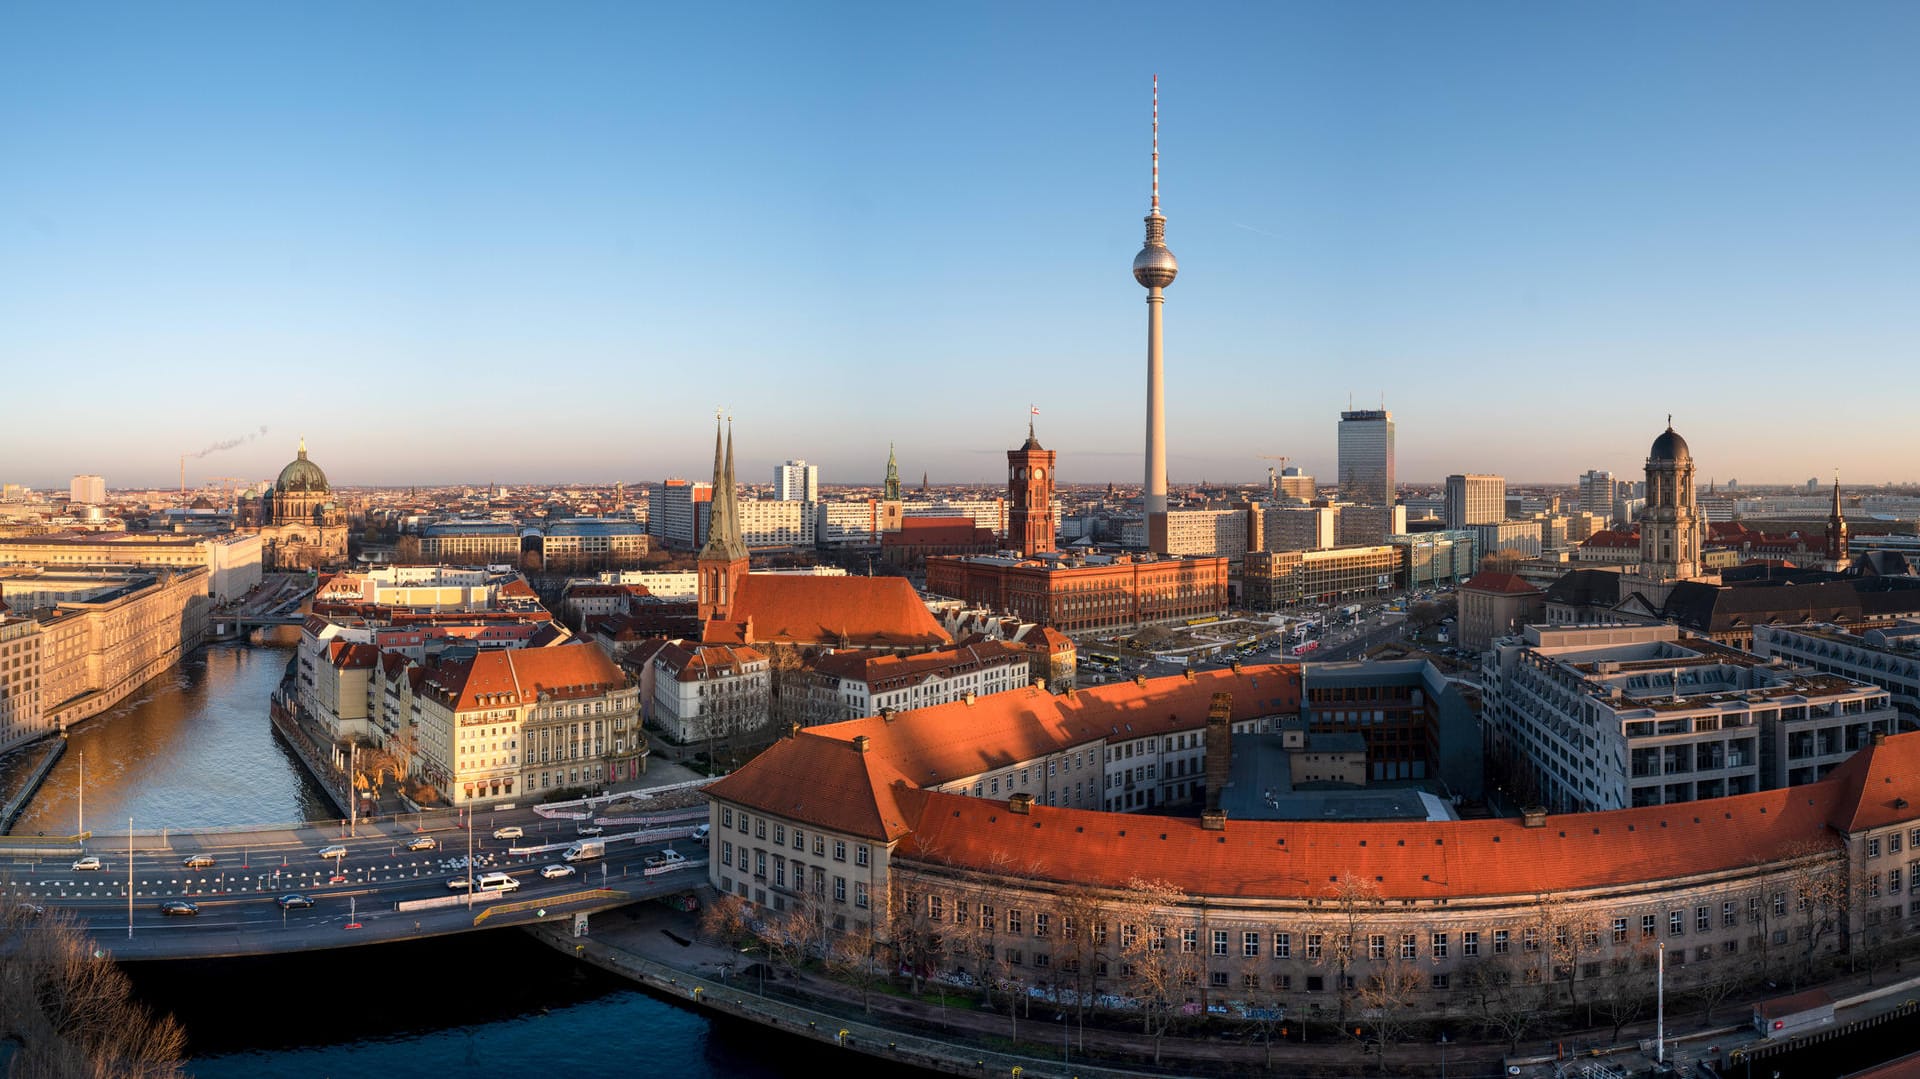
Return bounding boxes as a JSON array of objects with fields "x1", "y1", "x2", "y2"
[{"x1": 2, "y1": 801, "x2": 707, "y2": 961}]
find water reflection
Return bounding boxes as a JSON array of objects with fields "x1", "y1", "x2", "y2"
[{"x1": 7, "y1": 643, "x2": 333, "y2": 833}]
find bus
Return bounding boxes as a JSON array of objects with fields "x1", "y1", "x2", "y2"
[
  {"x1": 1336, "y1": 604, "x2": 1362, "y2": 622},
  {"x1": 1289, "y1": 640, "x2": 1320, "y2": 657}
]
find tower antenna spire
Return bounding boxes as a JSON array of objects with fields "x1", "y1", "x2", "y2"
[{"x1": 1151, "y1": 73, "x2": 1160, "y2": 214}]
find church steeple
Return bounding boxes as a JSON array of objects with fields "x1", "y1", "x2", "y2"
[
  {"x1": 698, "y1": 413, "x2": 750, "y2": 623},
  {"x1": 884, "y1": 443, "x2": 901, "y2": 501},
  {"x1": 1827, "y1": 471, "x2": 1849, "y2": 564}
]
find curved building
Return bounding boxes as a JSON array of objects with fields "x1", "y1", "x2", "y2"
[{"x1": 705, "y1": 663, "x2": 1919, "y2": 1020}]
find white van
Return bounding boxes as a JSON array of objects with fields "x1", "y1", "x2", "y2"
[{"x1": 475, "y1": 871, "x2": 520, "y2": 893}]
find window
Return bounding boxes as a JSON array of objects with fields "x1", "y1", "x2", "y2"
[
  {"x1": 1891, "y1": 867, "x2": 1903, "y2": 894},
  {"x1": 1670, "y1": 911, "x2": 1684, "y2": 936},
  {"x1": 855, "y1": 881, "x2": 869, "y2": 909},
  {"x1": 1180, "y1": 928, "x2": 1197, "y2": 953},
  {"x1": 754, "y1": 850, "x2": 766, "y2": 879},
  {"x1": 1274, "y1": 974, "x2": 1293, "y2": 991},
  {"x1": 1035, "y1": 913, "x2": 1050, "y2": 938},
  {"x1": 721, "y1": 841, "x2": 733, "y2": 866},
  {"x1": 1492, "y1": 930, "x2": 1509, "y2": 955},
  {"x1": 1613, "y1": 918, "x2": 1628, "y2": 944},
  {"x1": 721, "y1": 807, "x2": 733, "y2": 828},
  {"x1": 1209, "y1": 971, "x2": 1229, "y2": 989},
  {"x1": 1431, "y1": 933, "x2": 1448, "y2": 959},
  {"x1": 1306, "y1": 933, "x2": 1323, "y2": 960},
  {"x1": 1213, "y1": 930, "x2": 1229, "y2": 957},
  {"x1": 1697, "y1": 907, "x2": 1711, "y2": 933},
  {"x1": 1642, "y1": 914, "x2": 1658, "y2": 939},
  {"x1": 1892, "y1": 832, "x2": 1904, "y2": 854},
  {"x1": 1749, "y1": 897, "x2": 1762, "y2": 923},
  {"x1": 833, "y1": 840, "x2": 846, "y2": 862},
  {"x1": 1431, "y1": 973, "x2": 1451, "y2": 990},
  {"x1": 1401, "y1": 934, "x2": 1418, "y2": 960},
  {"x1": 981, "y1": 905, "x2": 994, "y2": 929},
  {"x1": 954, "y1": 900, "x2": 969, "y2": 925},
  {"x1": 1462, "y1": 931, "x2": 1479, "y2": 958},
  {"x1": 1522, "y1": 928, "x2": 1539, "y2": 953},
  {"x1": 793, "y1": 829, "x2": 804, "y2": 851},
  {"x1": 1273, "y1": 932, "x2": 1291, "y2": 959},
  {"x1": 856, "y1": 845, "x2": 870, "y2": 867},
  {"x1": 1007, "y1": 909, "x2": 1022, "y2": 934},
  {"x1": 1723, "y1": 902, "x2": 1737, "y2": 928},
  {"x1": 773, "y1": 825, "x2": 785, "y2": 846},
  {"x1": 1868, "y1": 837, "x2": 1882, "y2": 858},
  {"x1": 737, "y1": 812, "x2": 749, "y2": 835},
  {"x1": 1244, "y1": 931, "x2": 1260, "y2": 958},
  {"x1": 755, "y1": 819, "x2": 766, "y2": 840},
  {"x1": 813, "y1": 836, "x2": 825, "y2": 856},
  {"x1": 928, "y1": 895, "x2": 943, "y2": 921},
  {"x1": 1772, "y1": 892, "x2": 1787, "y2": 918}
]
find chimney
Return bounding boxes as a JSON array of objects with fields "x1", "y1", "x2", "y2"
[
  {"x1": 1871, "y1": 730, "x2": 1887, "y2": 746},
  {"x1": 964, "y1": 691, "x2": 976, "y2": 705},
  {"x1": 1009, "y1": 792, "x2": 1033, "y2": 815},
  {"x1": 1521, "y1": 806, "x2": 1547, "y2": 828},
  {"x1": 853, "y1": 735, "x2": 870, "y2": 754},
  {"x1": 1230, "y1": 659, "x2": 1242, "y2": 673},
  {"x1": 1183, "y1": 668, "x2": 1196, "y2": 683},
  {"x1": 1133, "y1": 674, "x2": 1147, "y2": 688},
  {"x1": 1031, "y1": 677, "x2": 1047, "y2": 693},
  {"x1": 1201, "y1": 808, "x2": 1227, "y2": 832},
  {"x1": 1204, "y1": 691, "x2": 1233, "y2": 817}
]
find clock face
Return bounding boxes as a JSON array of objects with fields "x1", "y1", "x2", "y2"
[{"x1": 1033, "y1": 467, "x2": 1044, "y2": 480}]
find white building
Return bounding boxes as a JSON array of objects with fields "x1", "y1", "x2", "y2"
[
  {"x1": 1443, "y1": 474, "x2": 1505, "y2": 529},
  {"x1": 1263, "y1": 504, "x2": 1337, "y2": 552},
  {"x1": 649, "y1": 641, "x2": 772, "y2": 747},
  {"x1": 69, "y1": 475, "x2": 105, "y2": 505},
  {"x1": 1484, "y1": 623, "x2": 1898, "y2": 812},
  {"x1": 810, "y1": 640, "x2": 1032, "y2": 725},
  {"x1": 735, "y1": 498, "x2": 816, "y2": 549},
  {"x1": 774, "y1": 460, "x2": 819, "y2": 502},
  {"x1": 647, "y1": 481, "x2": 712, "y2": 550}
]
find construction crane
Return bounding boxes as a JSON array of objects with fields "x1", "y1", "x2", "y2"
[
  {"x1": 1256, "y1": 455, "x2": 1290, "y2": 498},
  {"x1": 204, "y1": 477, "x2": 245, "y2": 507}
]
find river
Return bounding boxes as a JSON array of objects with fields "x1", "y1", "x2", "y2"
[{"x1": 2, "y1": 643, "x2": 849, "y2": 1077}]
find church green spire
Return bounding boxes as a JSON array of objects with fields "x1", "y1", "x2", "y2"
[{"x1": 884, "y1": 442, "x2": 901, "y2": 501}]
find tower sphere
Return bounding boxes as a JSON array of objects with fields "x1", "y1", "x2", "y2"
[{"x1": 1133, "y1": 229, "x2": 1178, "y2": 288}]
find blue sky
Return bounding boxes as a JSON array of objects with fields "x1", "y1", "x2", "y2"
[{"x1": 3, "y1": 2, "x2": 1917, "y2": 490}]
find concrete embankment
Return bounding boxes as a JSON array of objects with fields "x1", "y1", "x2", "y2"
[{"x1": 0, "y1": 737, "x2": 66, "y2": 835}]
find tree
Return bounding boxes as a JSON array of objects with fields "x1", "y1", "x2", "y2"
[
  {"x1": 1591, "y1": 952, "x2": 1653, "y2": 1044},
  {"x1": 1687, "y1": 950, "x2": 1755, "y2": 1026},
  {"x1": 1784, "y1": 846, "x2": 1847, "y2": 987},
  {"x1": 1113, "y1": 876, "x2": 1200, "y2": 1065},
  {"x1": 1319, "y1": 873, "x2": 1384, "y2": 1029},
  {"x1": 1353, "y1": 956, "x2": 1427, "y2": 1075},
  {"x1": 0, "y1": 906, "x2": 189, "y2": 1077},
  {"x1": 1462, "y1": 953, "x2": 1537, "y2": 1053},
  {"x1": 1536, "y1": 892, "x2": 1604, "y2": 1010},
  {"x1": 1052, "y1": 884, "x2": 1109, "y2": 1051}
]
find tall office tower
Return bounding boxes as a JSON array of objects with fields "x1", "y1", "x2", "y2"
[
  {"x1": 1133, "y1": 76, "x2": 1177, "y2": 518},
  {"x1": 1576, "y1": 469, "x2": 1615, "y2": 521},
  {"x1": 69, "y1": 475, "x2": 105, "y2": 505},
  {"x1": 774, "y1": 460, "x2": 818, "y2": 502},
  {"x1": 1443, "y1": 474, "x2": 1506, "y2": 529},
  {"x1": 1007, "y1": 419, "x2": 1057, "y2": 558},
  {"x1": 1337, "y1": 410, "x2": 1395, "y2": 507},
  {"x1": 1277, "y1": 466, "x2": 1316, "y2": 501}
]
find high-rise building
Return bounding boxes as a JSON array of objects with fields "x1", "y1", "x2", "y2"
[
  {"x1": 1575, "y1": 469, "x2": 1615, "y2": 522},
  {"x1": 1133, "y1": 76, "x2": 1177, "y2": 521},
  {"x1": 69, "y1": 474, "x2": 104, "y2": 505},
  {"x1": 1442, "y1": 473, "x2": 1505, "y2": 529},
  {"x1": 1277, "y1": 466, "x2": 1315, "y2": 501},
  {"x1": 1337, "y1": 409, "x2": 1394, "y2": 508},
  {"x1": 774, "y1": 460, "x2": 818, "y2": 502}
]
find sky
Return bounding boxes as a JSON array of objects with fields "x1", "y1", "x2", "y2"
[{"x1": 3, "y1": 2, "x2": 1918, "y2": 491}]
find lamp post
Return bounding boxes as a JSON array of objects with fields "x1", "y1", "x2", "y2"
[
  {"x1": 77, "y1": 750, "x2": 84, "y2": 837},
  {"x1": 126, "y1": 817, "x2": 133, "y2": 939}
]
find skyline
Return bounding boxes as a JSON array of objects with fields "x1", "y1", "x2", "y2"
[{"x1": 6, "y1": 3, "x2": 1920, "y2": 488}]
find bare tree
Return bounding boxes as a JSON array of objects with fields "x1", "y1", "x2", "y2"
[
  {"x1": 1354, "y1": 956, "x2": 1427, "y2": 1075},
  {"x1": 1319, "y1": 873, "x2": 1383, "y2": 1029},
  {"x1": 1591, "y1": 945, "x2": 1655, "y2": 1045},
  {"x1": 1687, "y1": 950, "x2": 1755, "y2": 1026},
  {"x1": 1784, "y1": 846, "x2": 1846, "y2": 987},
  {"x1": 1113, "y1": 876, "x2": 1200, "y2": 1065},
  {"x1": 0, "y1": 907, "x2": 189, "y2": 1078},
  {"x1": 1462, "y1": 953, "x2": 1537, "y2": 1053}
]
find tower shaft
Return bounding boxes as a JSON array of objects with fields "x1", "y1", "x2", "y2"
[{"x1": 1144, "y1": 289, "x2": 1167, "y2": 516}]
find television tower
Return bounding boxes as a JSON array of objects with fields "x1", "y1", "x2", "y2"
[{"x1": 1132, "y1": 75, "x2": 1178, "y2": 517}]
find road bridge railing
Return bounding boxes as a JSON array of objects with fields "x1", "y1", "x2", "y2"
[{"x1": 472, "y1": 887, "x2": 627, "y2": 926}]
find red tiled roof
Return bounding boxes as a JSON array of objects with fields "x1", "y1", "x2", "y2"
[
  {"x1": 812, "y1": 665, "x2": 1301, "y2": 789},
  {"x1": 883, "y1": 517, "x2": 997, "y2": 548},
  {"x1": 655, "y1": 641, "x2": 768, "y2": 682},
  {"x1": 717, "y1": 574, "x2": 951, "y2": 649},
  {"x1": 895, "y1": 777, "x2": 1845, "y2": 901},
  {"x1": 1581, "y1": 529, "x2": 1640, "y2": 549},
  {"x1": 1461, "y1": 571, "x2": 1541, "y2": 596},
  {"x1": 809, "y1": 640, "x2": 1030, "y2": 689},
  {"x1": 1823, "y1": 732, "x2": 1920, "y2": 833},
  {"x1": 421, "y1": 641, "x2": 623, "y2": 711},
  {"x1": 327, "y1": 641, "x2": 379, "y2": 669},
  {"x1": 706, "y1": 732, "x2": 919, "y2": 842}
]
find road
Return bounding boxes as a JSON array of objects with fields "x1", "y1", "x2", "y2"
[{"x1": 3, "y1": 802, "x2": 708, "y2": 960}]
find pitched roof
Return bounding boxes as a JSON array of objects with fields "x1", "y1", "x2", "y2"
[
  {"x1": 419, "y1": 641, "x2": 623, "y2": 711},
  {"x1": 705, "y1": 732, "x2": 919, "y2": 842},
  {"x1": 720, "y1": 574, "x2": 951, "y2": 649},
  {"x1": 883, "y1": 517, "x2": 997, "y2": 548},
  {"x1": 1544, "y1": 567, "x2": 1623, "y2": 608},
  {"x1": 1822, "y1": 732, "x2": 1920, "y2": 833},
  {"x1": 1462, "y1": 571, "x2": 1541, "y2": 596},
  {"x1": 895, "y1": 772, "x2": 1848, "y2": 901},
  {"x1": 812, "y1": 665, "x2": 1302, "y2": 790}
]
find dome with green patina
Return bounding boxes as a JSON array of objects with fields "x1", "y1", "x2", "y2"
[{"x1": 275, "y1": 439, "x2": 329, "y2": 493}]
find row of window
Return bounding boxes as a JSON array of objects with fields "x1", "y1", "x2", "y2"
[{"x1": 720, "y1": 807, "x2": 867, "y2": 865}]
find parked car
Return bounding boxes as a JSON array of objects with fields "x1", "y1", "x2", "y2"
[
  {"x1": 71, "y1": 856, "x2": 102, "y2": 872},
  {"x1": 275, "y1": 894, "x2": 314, "y2": 910},
  {"x1": 181, "y1": 854, "x2": 217, "y2": 869},
  {"x1": 406, "y1": 836, "x2": 438, "y2": 851},
  {"x1": 541, "y1": 863, "x2": 576, "y2": 880},
  {"x1": 318, "y1": 845, "x2": 348, "y2": 859},
  {"x1": 492, "y1": 826, "x2": 523, "y2": 840},
  {"x1": 159, "y1": 900, "x2": 200, "y2": 917}
]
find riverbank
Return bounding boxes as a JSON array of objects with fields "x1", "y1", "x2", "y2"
[
  {"x1": 537, "y1": 899, "x2": 1920, "y2": 1079},
  {"x1": 0, "y1": 737, "x2": 65, "y2": 833}
]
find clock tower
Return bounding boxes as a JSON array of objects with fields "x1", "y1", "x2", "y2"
[{"x1": 1007, "y1": 419, "x2": 1057, "y2": 558}]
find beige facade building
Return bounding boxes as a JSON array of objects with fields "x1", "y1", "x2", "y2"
[
  {"x1": 0, "y1": 531, "x2": 261, "y2": 603},
  {"x1": 0, "y1": 568, "x2": 210, "y2": 754},
  {"x1": 1243, "y1": 546, "x2": 1398, "y2": 610},
  {"x1": 1148, "y1": 509, "x2": 1253, "y2": 562}
]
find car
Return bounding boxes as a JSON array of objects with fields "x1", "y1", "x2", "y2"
[
  {"x1": 12, "y1": 902, "x2": 46, "y2": 919},
  {"x1": 71, "y1": 856, "x2": 102, "y2": 872},
  {"x1": 447, "y1": 876, "x2": 473, "y2": 890},
  {"x1": 541, "y1": 863, "x2": 576, "y2": 879},
  {"x1": 575, "y1": 824, "x2": 604, "y2": 837},
  {"x1": 406, "y1": 835, "x2": 438, "y2": 851},
  {"x1": 492, "y1": 826, "x2": 523, "y2": 840},
  {"x1": 690, "y1": 823, "x2": 710, "y2": 845},
  {"x1": 159, "y1": 900, "x2": 200, "y2": 917},
  {"x1": 275, "y1": 893, "x2": 314, "y2": 910},
  {"x1": 318, "y1": 845, "x2": 348, "y2": 859},
  {"x1": 181, "y1": 854, "x2": 217, "y2": 869}
]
